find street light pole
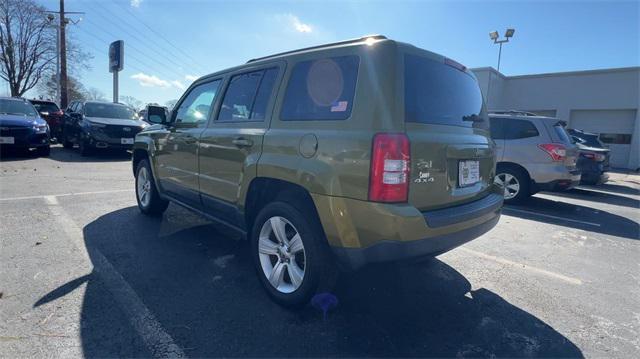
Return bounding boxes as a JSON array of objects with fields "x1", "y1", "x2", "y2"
[{"x1": 486, "y1": 28, "x2": 515, "y2": 108}]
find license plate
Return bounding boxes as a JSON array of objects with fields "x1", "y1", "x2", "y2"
[
  {"x1": 0, "y1": 136, "x2": 15, "y2": 144},
  {"x1": 459, "y1": 160, "x2": 480, "y2": 187},
  {"x1": 121, "y1": 138, "x2": 134, "y2": 145}
]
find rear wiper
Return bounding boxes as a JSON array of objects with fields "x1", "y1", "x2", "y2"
[{"x1": 462, "y1": 114, "x2": 484, "y2": 122}]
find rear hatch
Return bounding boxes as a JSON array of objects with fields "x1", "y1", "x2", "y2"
[
  {"x1": 403, "y1": 53, "x2": 495, "y2": 211},
  {"x1": 547, "y1": 120, "x2": 579, "y2": 171}
]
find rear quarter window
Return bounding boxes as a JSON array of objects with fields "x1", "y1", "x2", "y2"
[{"x1": 281, "y1": 55, "x2": 359, "y2": 121}]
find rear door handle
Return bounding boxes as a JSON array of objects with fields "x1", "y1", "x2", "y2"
[{"x1": 232, "y1": 137, "x2": 253, "y2": 148}]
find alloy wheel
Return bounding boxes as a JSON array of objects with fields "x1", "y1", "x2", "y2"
[
  {"x1": 137, "y1": 166, "x2": 152, "y2": 207},
  {"x1": 495, "y1": 173, "x2": 520, "y2": 200},
  {"x1": 258, "y1": 216, "x2": 306, "y2": 294}
]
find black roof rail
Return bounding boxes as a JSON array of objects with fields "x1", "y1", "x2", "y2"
[{"x1": 246, "y1": 35, "x2": 387, "y2": 63}]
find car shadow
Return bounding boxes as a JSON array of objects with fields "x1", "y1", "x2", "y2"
[
  {"x1": 505, "y1": 197, "x2": 639, "y2": 240},
  {"x1": 48, "y1": 145, "x2": 131, "y2": 162},
  {"x1": 0, "y1": 147, "x2": 41, "y2": 162},
  {"x1": 546, "y1": 188, "x2": 640, "y2": 209},
  {"x1": 581, "y1": 183, "x2": 640, "y2": 196},
  {"x1": 35, "y1": 205, "x2": 583, "y2": 357}
]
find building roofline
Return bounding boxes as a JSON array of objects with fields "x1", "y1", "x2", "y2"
[{"x1": 470, "y1": 66, "x2": 639, "y2": 80}]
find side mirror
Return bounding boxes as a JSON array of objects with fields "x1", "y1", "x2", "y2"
[{"x1": 146, "y1": 105, "x2": 169, "y2": 125}]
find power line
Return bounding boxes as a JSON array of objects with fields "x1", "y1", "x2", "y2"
[{"x1": 111, "y1": 0, "x2": 208, "y2": 73}]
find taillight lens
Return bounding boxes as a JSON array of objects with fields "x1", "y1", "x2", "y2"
[
  {"x1": 369, "y1": 133, "x2": 410, "y2": 203},
  {"x1": 581, "y1": 152, "x2": 605, "y2": 162},
  {"x1": 538, "y1": 143, "x2": 566, "y2": 162}
]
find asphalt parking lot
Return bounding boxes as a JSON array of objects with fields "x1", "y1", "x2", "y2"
[{"x1": 1, "y1": 145, "x2": 639, "y2": 358}]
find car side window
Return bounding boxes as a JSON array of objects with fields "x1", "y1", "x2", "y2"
[
  {"x1": 489, "y1": 118, "x2": 505, "y2": 139},
  {"x1": 67, "y1": 102, "x2": 76, "y2": 112},
  {"x1": 76, "y1": 103, "x2": 84, "y2": 115},
  {"x1": 503, "y1": 119, "x2": 539, "y2": 140},
  {"x1": 173, "y1": 79, "x2": 222, "y2": 126},
  {"x1": 217, "y1": 68, "x2": 278, "y2": 122}
]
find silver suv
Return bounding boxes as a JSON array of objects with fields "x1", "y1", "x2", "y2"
[{"x1": 490, "y1": 111, "x2": 580, "y2": 203}]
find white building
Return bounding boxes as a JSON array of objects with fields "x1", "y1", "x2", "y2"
[{"x1": 472, "y1": 67, "x2": 640, "y2": 170}]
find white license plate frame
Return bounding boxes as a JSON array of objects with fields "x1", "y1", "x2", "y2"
[
  {"x1": 0, "y1": 136, "x2": 15, "y2": 144},
  {"x1": 459, "y1": 160, "x2": 480, "y2": 187},
  {"x1": 121, "y1": 138, "x2": 134, "y2": 145}
]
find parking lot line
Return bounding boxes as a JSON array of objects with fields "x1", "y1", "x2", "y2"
[
  {"x1": 458, "y1": 247, "x2": 583, "y2": 285},
  {"x1": 0, "y1": 189, "x2": 130, "y2": 202},
  {"x1": 44, "y1": 196, "x2": 186, "y2": 358},
  {"x1": 503, "y1": 207, "x2": 601, "y2": 227}
]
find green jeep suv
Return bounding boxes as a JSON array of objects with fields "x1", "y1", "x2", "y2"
[{"x1": 132, "y1": 35, "x2": 503, "y2": 306}]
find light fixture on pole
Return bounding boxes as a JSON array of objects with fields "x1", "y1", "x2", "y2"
[{"x1": 486, "y1": 28, "x2": 515, "y2": 108}]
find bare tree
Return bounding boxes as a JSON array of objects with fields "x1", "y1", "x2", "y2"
[
  {"x1": 0, "y1": 0, "x2": 55, "y2": 96},
  {"x1": 120, "y1": 95, "x2": 143, "y2": 111},
  {"x1": 37, "y1": 73, "x2": 87, "y2": 103},
  {"x1": 86, "y1": 87, "x2": 106, "y2": 101}
]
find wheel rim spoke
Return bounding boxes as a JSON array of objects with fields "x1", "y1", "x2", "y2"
[
  {"x1": 258, "y1": 237, "x2": 279, "y2": 255},
  {"x1": 270, "y1": 217, "x2": 288, "y2": 244},
  {"x1": 288, "y1": 234, "x2": 303, "y2": 254},
  {"x1": 287, "y1": 262, "x2": 304, "y2": 288},
  {"x1": 268, "y1": 261, "x2": 286, "y2": 288}
]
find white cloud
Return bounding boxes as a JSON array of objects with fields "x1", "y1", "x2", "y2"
[
  {"x1": 131, "y1": 0, "x2": 143, "y2": 8},
  {"x1": 171, "y1": 80, "x2": 186, "y2": 90},
  {"x1": 131, "y1": 73, "x2": 170, "y2": 88},
  {"x1": 282, "y1": 14, "x2": 312, "y2": 33},
  {"x1": 185, "y1": 75, "x2": 199, "y2": 82}
]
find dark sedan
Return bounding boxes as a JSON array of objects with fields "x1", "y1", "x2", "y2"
[
  {"x1": 61, "y1": 101, "x2": 148, "y2": 156},
  {"x1": 0, "y1": 97, "x2": 51, "y2": 156},
  {"x1": 568, "y1": 128, "x2": 610, "y2": 185}
]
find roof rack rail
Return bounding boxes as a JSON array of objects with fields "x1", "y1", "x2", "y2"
[
  {"x1": 246, "y1": 35, "x2": 387, "y2": 63},
  {"x1": 489, "y1": 110, "x2": 539, "y2": 117}
]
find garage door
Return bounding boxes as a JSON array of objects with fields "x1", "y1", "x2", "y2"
[
  {"x1": 527, "y1": 109, "x2": 557, "y2": 118},
  {"x1": 570, "y1": 109, "x2": 637, "y2": 168}
]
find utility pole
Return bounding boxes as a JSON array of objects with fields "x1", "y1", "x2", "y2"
[{"x1": 59, "y1": 0, "x2": 68, "y2": 109}]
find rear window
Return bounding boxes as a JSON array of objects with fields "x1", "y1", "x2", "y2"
[
  {"x1": 281, "y1": 55, "x2": 359, "y2": 121},
  {"x1": 553, "y1": 124, "x2": 572, "y2": 144},
  {"x1": 31, "y1": 101, "x2": 59, "y2": 113},
  {"x1": 405, "y1": 54, "x2": 488, "y2": 130}
]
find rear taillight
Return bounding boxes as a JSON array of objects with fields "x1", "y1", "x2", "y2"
[
  {"x1": 538, "y1": 143, "x2": 566, "y2": 162},
  {"x1": 581, "y1": 152, "x2": 605, "y2": 162},
  {"x1": 369, "y1": 133, "x2": 410, "y2": 203}
]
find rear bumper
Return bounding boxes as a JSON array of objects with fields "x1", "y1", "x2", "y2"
[{"x1": 312, "y1": 190, "x2": 503, "y2": 271}]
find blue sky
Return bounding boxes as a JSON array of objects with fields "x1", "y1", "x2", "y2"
[{"x1": 11, "y1": 0, "x2": 640, "y2": 105}]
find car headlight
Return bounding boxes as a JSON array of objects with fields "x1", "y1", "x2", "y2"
[{"x1": 34, "y1": 124, "x2": 48, "y2": 134}]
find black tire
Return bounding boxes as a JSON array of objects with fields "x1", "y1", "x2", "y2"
[
  {"x1": 496, "y1": 164, "x2": 530, "y2": 204},
  {"x1": 251, "y1": 201, "x2": 336, "y2": 308},
  {"x1": 36, "y1": 145, "x2": 50, "y2": 157},
  {"x1": 135, "y1": 158, "x2": 169, "y2": 216},
  {"x1": 79, "y1": 140, "x2": 92, "y2": 157}
]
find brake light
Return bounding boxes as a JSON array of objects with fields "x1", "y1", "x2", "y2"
[
  {"x1": 538, "y1": 143, "x2": 566, "y2": 162},
  {"x1": 444, "y1": 57, "x2": 467, "y2": 72},
  {"x1": 581, "y1": 152, "x2": 605, "y2": 162},
  {"x1": 369, "y1": 133, "x2": 410, "y2": 203}
]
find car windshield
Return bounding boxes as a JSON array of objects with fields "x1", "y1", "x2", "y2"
[
  {"x1": 31, "y1": 102, "x2": 60, "y2": 113},
  {"x1": 85, "y1": 103, "x2": 135, "y2": 119},
  {"x1": 574, "y1": 133, "x2": 604, "y2": 148},
  {"x1": 0, "y1": 99, "x2": 38, "y2": 117}
]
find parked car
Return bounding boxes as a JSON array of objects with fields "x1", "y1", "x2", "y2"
[
  {"x1": 131, "y1": 35, "x2": 503, "y2": 306},
  {"x1": 567, "y1": 128, "x2": 610, "y2": 185},
  {"x1": 29, "y1": 99, "x2": 64, "y2": 141},
  {"x1": 0, "y1": 97, "x2": 51, "y2": 156},
  {"x1": 490, "y1": 110, "x2": 580, "y2": 203},
  {"x1": 60, "y1": 101, "x2": 148, "y2": 156}
]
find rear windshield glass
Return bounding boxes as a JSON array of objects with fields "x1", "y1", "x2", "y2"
[
  {"x1": 31, "y1": 102, "x2": 59, "y2": 113},
  {"x1": 553, "y1": 124, "x2": 572, "y2": 144},
  {"x1": 405, "y1": 54, "x2": 488, "y2": 130},
  {"x1": 281, "y1": 55, "x2": 359, "y2": 121},
  {"x1": 85, "y1": 103, "x2": 135, "y2": 119},
  {"x1": 0, "y1": 99, "x2": 38, "y2": 117}
]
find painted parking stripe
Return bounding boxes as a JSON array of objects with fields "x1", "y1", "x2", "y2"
[
  {"x1": 458, "y1": 247, "x2": 583, "y2": 285},
  {"x1": 44, "y1": 196, "x2": 186, "y2": 358},
  {"x1": 0, "y1": 189, "x2": 130, "y2": 202},
  {"x1": 503, "y1": 207, "x2": 601, "y2": 227}
]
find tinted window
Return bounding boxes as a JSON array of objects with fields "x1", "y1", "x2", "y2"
[
  {"x1": 31, "y1": 102, "x2": 60, "y2": 113},
  {"x1": 0, "y1": 99, "x2": 38, "y2": 116},
  {"x1": 553, "y1": 124, "x2": 572, "y2": 144},
  {"x1": 503, "y1": 119, "x2": 539, "y2": 140},
  {"x1": 281, "y1": 55, "x2": 359, "y2": 121},
  {"x1": 600, "y1": 133, "x2": 632, "y2": 144},
  {"x1": 85, "y1": 103, "x2": 134, "y2": 119},
  {"x1": 489, "y1": 117, "x2": 505, "y2": 139},
  {"x1": 174, "y1": 80, "x2": 221, "y2": 125},
  {"x1": 218, "y1": 68, "x2": 277, "y2": 122},
  {"x1": 405, "y1": 54, "x2": 488, "y2": 130}
]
